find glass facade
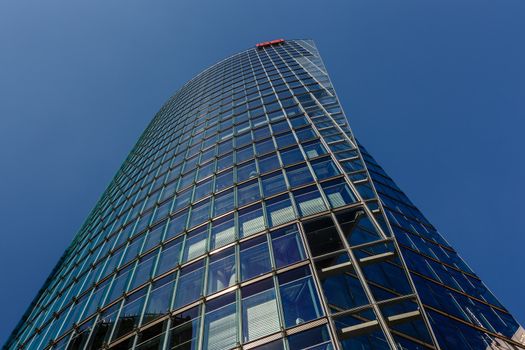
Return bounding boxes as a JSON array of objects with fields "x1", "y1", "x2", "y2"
[{"x1": 4, "y1": 39, "x2": 524, "y2": 350}]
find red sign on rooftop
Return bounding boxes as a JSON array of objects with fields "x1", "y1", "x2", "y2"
[{"x1": 256, "y1": 38, "x2": 285, "y2": 48}]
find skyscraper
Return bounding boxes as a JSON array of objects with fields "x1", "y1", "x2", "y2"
[{"x1": 4, "y1": 39, "x2": 523, "y2": 350}]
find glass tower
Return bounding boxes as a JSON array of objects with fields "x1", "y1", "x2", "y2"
[{"x1": 5, "y1": 39, "x2": 523, "y2": 350}]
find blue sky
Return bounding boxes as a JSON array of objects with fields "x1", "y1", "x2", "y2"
[{"x1": 1, "y1": 0, "x2": 524, "y2": 344}]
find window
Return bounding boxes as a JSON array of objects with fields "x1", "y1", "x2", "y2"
[
  {"x1": 156, "y1": 237, "x2": 183, "y2": 276},
  {"x1": 271, "y1": 225, "x2": 305, "y2": 268},
  {"x1": 143, "y1": 273, "x2": 175, "y2": 324},
  {"x1": 215, "y1": 169, "x2": 234, "y2": 192},
  {"x1": 286, "y1": 164, "x2": 314, "y2": 188},
  {"x1": 236, "y1": 145, "x2": 254, "y2": 163},
  {"x1": 261, "y1": 171, "x2": 287, "y2": 197},
  {"x1": 142, "y1": 221, "x2": 166, "y2": 252},
  {"x1": 167, "y1": 307, "x2": 201, "y2": 350},
  {"x1": 237, "y1": 160, "x2": 258, "y2": 183},
  {"x1": 311, "y1": 158, "x2": 340, "y2": 180},
  {"x1": 321, "y1": 179, "x2": 356, "y2": 208},
  {"x1": 278, "y1": 267, "x2": 323, "y2": 327},
  {"x1": 265, "y1": 194, "x2": 295, "y2": 228},
  {"x1": 275, "y1": 132, "x2": 295, "y2": 149},
  {"x1": 255, "y1": 138, "x2": 275, "y2": 155},
  {"x1": 129, "y1": 250, "x2": 157, "y2": 290},
  {"x1": 258, "y1": 152, "x2": 280, "y2": 174},
  {"x1": 207, "y1": 247, "x2": 236, "y2": 295},
  {"x1": 172, "y1": 189, "x2": 192, "y2": 213},
  {"x1": 238, "y1": 204, "x2": 265, "y2": 238},
  {"x1": 112, "y1": 288, "x2": 147, "y2": 340},
  {"x1": 182, "y1": 226, "x2": 208, "y2": 263},
  {"x1": 241, "y1": 279, "x2": 280, "y2": 342},
  {"x1": 188, "y1": 199, "x2": 211, "y2": 228},
  {"x1": 217, "y1": 152, "x2": 234, "y2": 172},
  {"x1": 174, "y1": 261, "x2": 205, "y2": 309},
  {"x1": 237, "y1": 180, "x2": 261, "y2": 207},
  {"x1": 197, "y1": 162, "x2": 215, "y2": 181},
  {"x1": 194, "y1": 178, "x2": 213, "y2": 202},
  {"x1": 203, "y1": 293, "x2": 237, "y2": 350},
  {"x1": 280, "y1": 146, "x2": 304, "y2": 166},
  {"x1": 293, "y1": 186, "x2": 327, "y2": 217},
  {"x1": 213, "y1": 189, "x2": 234, "y2": 216},
  {"x1": 287, "y1": 326, "x2": 332, "y2": 350},
  {"x1": 240, "y1": 235, "x2": 272, "y2": 281},
  {"x1": 210, "y1": 214, "x2": 235, "y2": 250},
  {"x1": 303, "y1": 216, "x2": 344, "y2": 257}
]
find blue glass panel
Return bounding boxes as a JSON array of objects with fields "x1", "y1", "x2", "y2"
[
  {"x1": 174, "y1": 261, "x2": 205, "y2": 309},
  {"x1": 213, "y1": 189, "x2": 234, "y2": 216},
  {"x1": 207, "y1": 247, "x2": 236, "y2": 295},
  {"x1": 258, "y1": 152, "x2": 280, "y2": 174},
  {"x1": 286, "y1": 163, "x2": 314, "y2": 188},
  {"x1": 287, "y1": 326, "x2": 331, "y2": 350},
  {"x1": 321, "y1": 179, "x2": 356, "y2": 208},
  {"x1": 240, "y1": 235, "x2": 271, "y2": 281},
  {"x1": 261, "y1": 171, "x2": 287, "y2": 197},
  {"x1": 278, "y1": 266, "x2": 323, "y2": 327},
  {"x1": 210, "y1": 214, "x2": 235, "y2": 249},
  {"x1": 237, "y1": 179, "x2": 261, "y2": 207},
  {"x1": 311, "y1": 158, "x2": 340, "y2": 180},
  {"x1": 203, "y1": 293, "x2": 237, "y2": 350},
  {"x1": 265, "y1": 194, "x2": 296, "y2": 228},
  {"x1": 156, "y1": 237, "x2": 183, "y2": 276},
  {"x1": 271, "y1": 225, "x2": 305, "y2": 268}
]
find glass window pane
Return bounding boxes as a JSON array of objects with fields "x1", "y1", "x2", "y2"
[
  {"x1": 286, "y1": 164, "x2": 314, "y2": 188},
  {"x1": 203, "y1": 293, "x2": 237, "y2": 350},
  {"x1": 321, "y1": 179, "x2": 356, "y2": 208},
  {"x1": 287, "y1": 326, "x2": 332, "y2": 350},
  {"x1": 311, "y1": 158, "x2": 340, "y2": 180},
  {"x1": 194, "y1": 178, "x2": 213, "y2": 201},
  {"x1": 207, "y1": 248, "x2": 236, "y2": 295},
  {"x1": 182, "y1": 226, "x2": 208, "y2": 263},
  {"x1": 213, "y1": 189, "x2": 234, "y2": 216},
  {"x1": 261, "y1": 171, "x2": 287, "y2": 197},
  {"x1": 210, "y1": 214, "x2": 236, "y2": 250},
  {"x1": 143, "y1": 273, "x2": 176, "y2": 324},
  {"x1": 189, "y1": 199, "x2": 211, "y2": 228},
  {"x1": 240, "y1": 236, "x2": 272, "y2": 281},
  {"x1": 236, "y1": 145, "x2": 254, "y2": 164},
  {"x1": 130, "y1": 251, "x2": 157, "y2": 290},
  {"x1": 242, "y1": 279, "x2": 280, "y2": 342},
  {"x1": 275, "y1": 132, "x2": 295, "y2": 149},
  {"x1": 215, "y1": 169, "x2": 234, "y2": 192},
  {"x1": 237, "y1": 180, "x2": 261, "y2": 207},
  {"x1": 217, "y1": 152, "x2": 234, "y2": 172},
  {"x1": 258, "y1": 152, "x2": 280, "y2": 174},
  {"x1": 271, "y1": 225, "x2": 305, "y2": 268},
  {"x1": 280, "y1": 146, "x2": 304, "y2": 166},
  {"x1": 238, "y1": 204, "x2": 265, "y2": 238},
  {"x1": 174, "y1": 261, "x2": 205, "y2": 309},
  {"x1": 293, "y1": 186, "x2": 327, "y2": 217},
  {"x1": 237, "y1": 160, "x2": 258, "y2": 183},
  {"x1": 256, "y1": 138, "x2": 275, "y2": 155},
  {"x1": 113, "y1": 289, "x2": 147, "y2": 340},
  {"x1": 265, "y1": 194, "x2": 295, "y2": 228},
  {"x1": 167, "y1": 307, "x2": 201, "y2": 350},
  {"x1": 278, "y1": 267, "x2": 323, "y2": 327},
  {"x1": 172, "y1": 189, "x2": 193, "y2": 214},
  {"x1": 156, "y1": 237, "x2": 183, "y2": 276},
  {"x1": 296, "y1": 127, "x2": 317, "y2": 143}
]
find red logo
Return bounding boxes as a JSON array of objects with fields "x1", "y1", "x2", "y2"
[{"x1": 256, "y1": 38, "x2": 285, "y2": 48}]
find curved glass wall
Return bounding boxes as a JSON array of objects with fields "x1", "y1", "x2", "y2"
[{"x1": 5, "y1": 39, "x2": 523, "y2": 350}]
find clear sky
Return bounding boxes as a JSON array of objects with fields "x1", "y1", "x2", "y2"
[{"x1": 1, "y1": 0, "x2": 524, "y2": 345}]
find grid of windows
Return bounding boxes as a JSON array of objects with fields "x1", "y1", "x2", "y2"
[{"x1": 5, "y1": 39, "x2": 523, "y2": 350}]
